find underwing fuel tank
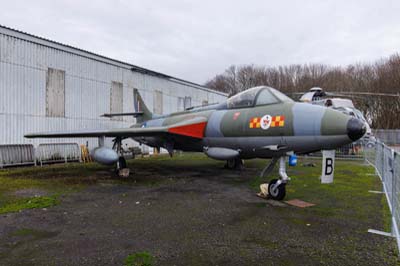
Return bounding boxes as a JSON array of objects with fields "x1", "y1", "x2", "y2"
[
  {"x1": 204, "y1": 147, "x2": 239, "y2": 160},
  {"x1": 92, "y1": 147, "x2": 119, "y2": 165}
]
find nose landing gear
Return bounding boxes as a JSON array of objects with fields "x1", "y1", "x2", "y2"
[{"x1": 260, "y1": 156, "x2": 290, "y2": 200}]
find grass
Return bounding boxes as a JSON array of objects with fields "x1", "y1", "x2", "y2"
[
  {"x1": 0, "y1": 162, "x2": 110, "y2": 214},
  {"x1": 124, "y1": 252, "x2": 154, "y2": 266},
  {"x1": 245, "y1": 158, "x2": 388, "y2": 224},
  {"x1": 11, "y1": 228, "x2": 58, "y2": 239},
  {"x1": 0, "y1": 155, "x2": 208, "y2": 214},
  {"x1": 0, "y1": 195, "x2": 59, "y2": 214}
]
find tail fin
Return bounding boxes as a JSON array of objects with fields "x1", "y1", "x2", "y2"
[{"x1": 134, "y1": 89, "x2": 152, "y2": 123}]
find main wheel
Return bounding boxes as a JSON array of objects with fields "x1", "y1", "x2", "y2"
[
  {"x1": 268, "y1": 179, "x2": 286, "y2": 200},
  {"x1": 225, "y1": 158, "x2": 244, "y2": 170},
  {"x1": 226, "y1": 158, "x2": 236, "y2": 169},
  {"x1": 117, "y1": 156, "x2": 127, "y2": 169}
]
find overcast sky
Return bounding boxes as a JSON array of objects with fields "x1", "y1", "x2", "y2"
[{"x1": 1, "y1": 0, "x2": 399, "y2": 84}]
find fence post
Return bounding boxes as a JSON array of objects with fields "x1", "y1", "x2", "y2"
[
  {"x1": 375, "y1": 142, "x2": 379, "y2": 176},
  {"x1": 393, "y1": 152, "x2": 398, "y2": 236},
  {"x1": 382, "y1": 143, "x2": 386, "y2": 184},
  {"x1": 391, "y1": 150, "x2": 396, "y2": 236}
]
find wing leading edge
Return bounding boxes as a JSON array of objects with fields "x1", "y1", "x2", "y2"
[{"x1": 24, "y1": 126, "x2": 168, "y2": 138}]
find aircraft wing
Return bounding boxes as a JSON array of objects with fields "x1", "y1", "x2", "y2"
[{"x1": 24, "y1": 117, "x2": 208, "y2": 139}]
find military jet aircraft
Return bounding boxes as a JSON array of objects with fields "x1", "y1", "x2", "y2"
[{"x1": 25, "y1": 86, "x2": 366, "y2": 200}]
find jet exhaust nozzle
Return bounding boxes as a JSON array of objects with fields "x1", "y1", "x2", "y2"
[
  {"x1": 347, "y1": 117, "x2": 367, "y2": 141},
  {"x1": 92, "y1": 147, "x2": 119, "y2": 165}
]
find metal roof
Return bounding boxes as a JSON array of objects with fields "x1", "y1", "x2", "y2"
[{"x1": 0, "y1": 24, "x2": 227, "y2": 96}]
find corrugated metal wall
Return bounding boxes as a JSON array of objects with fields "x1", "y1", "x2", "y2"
[{"x1": 0, "y1": 27, "x2": 227, "y2": 151}]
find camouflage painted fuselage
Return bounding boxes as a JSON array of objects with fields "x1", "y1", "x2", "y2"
[{"x1": 133, "y1": 101, "x2": 359, "y2": 159}]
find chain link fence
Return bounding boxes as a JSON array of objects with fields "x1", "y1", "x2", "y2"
[
  {"x1": 308, "y1": 141, "x2": 367, "y2": 160},
  {"x1": 365, "y1": 140, "x2": 400, "y2": 251},
  {"x1": 373, "y1": 129, "x2": 400, "y2": 146}
]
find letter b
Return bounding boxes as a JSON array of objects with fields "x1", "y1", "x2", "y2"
[{"x1": 325, "y1": 158, "x2": 333, "y2": 175}]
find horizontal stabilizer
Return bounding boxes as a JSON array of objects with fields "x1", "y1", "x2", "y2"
[{"x1": 101, "y1": 112, "x2": 144, "y2": 118}]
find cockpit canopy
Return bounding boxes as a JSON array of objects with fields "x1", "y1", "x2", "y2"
[{"x1": 226, "y1": 86, "x2": 293, "y2": 109}]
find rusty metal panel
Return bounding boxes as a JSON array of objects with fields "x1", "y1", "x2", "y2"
[
  {"x1": 46, "y1": 68, "x2": 65, "y2": 117},
  {"x1": 110, "y1": 81, "x2": 123, "y2": 121}
]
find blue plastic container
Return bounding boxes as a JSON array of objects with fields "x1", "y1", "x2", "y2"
[{"x1": 289, "y1": 154, "x2": 297, "y2": 166}]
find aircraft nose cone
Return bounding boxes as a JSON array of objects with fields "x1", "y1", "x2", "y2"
[{"x1": 347, "y1": 117, "x2": 366, "y2": 141}]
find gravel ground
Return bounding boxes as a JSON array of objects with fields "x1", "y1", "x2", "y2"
[{"x1": 0, "y1": 157, "x2": 398, "y2": 266}]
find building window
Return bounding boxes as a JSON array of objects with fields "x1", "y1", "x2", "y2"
[
  {"x1": 202, "y1": 100, "x2": 209, "y2": 106},
  {"x1": 184, "y1": 96, "x2": 192, "y2": 110},
  {"x1": 177, "y1": 97, "x2": 185, "y2": 111},
  {"x1": 153, "y1": 90, "x2": 163, "y2": 115},
  {"x1": 46, "y1": 68, "x2": 65, "y2": 117},
  {"x1": 110, "y1": 81, "x2": 123, "y2": 121}
]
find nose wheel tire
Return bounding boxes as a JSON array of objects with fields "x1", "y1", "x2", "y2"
[{"x1": 268, "y1": 179, "x2": 286, "y2": 200}]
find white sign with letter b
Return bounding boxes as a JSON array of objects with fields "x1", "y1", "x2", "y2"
[{"x1": 321, "y1": 150, "x2": 335, "y2": 183}]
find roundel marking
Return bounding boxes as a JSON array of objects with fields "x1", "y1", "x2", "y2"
[{"x1": 261, "y1": 114, "x2": 272, "y2": 130}]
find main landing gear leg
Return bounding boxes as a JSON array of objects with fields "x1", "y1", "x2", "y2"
[
  {"x1": 113, "y1": 137, "x2": 127, "y2": 170},
  {"x1": 267, "y1": 157, "x2": 290, "y2": 200}
]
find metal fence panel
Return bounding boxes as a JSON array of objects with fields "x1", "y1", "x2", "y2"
[
  {"x1": 367, "y1": 140, "x2": 400, "y2": 252},
  {"x1": 307, "y1": 142, "x2": 366, "y2": 160},
  {"x1": 384, "y1": 147, "x2": 394, "y2": 206},
  {"x1": 364, "y1": 143, "x2": 376, "y2": 167},
  {"x1": 373, "y1": 129, "x2": 400, "y2": 145},
  {"x1": 374, "y1": 142, "x2": 384, "y2": 179},
  {"x1": 0, "y1": 144, "x2": 35, "y2": 168},
  {"x1": 335, "y1": 142, "x2": 365, "y2": 159},
  {"x1": 36, "y1": 143, "x2": 81, "y2": 165},
  {"x1": 394, "y1": 152, "x2": 400, "y2": 248}
]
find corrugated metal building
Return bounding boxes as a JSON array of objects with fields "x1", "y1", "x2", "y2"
[{"x1": 0, "y1": 25, "x2": 227, "y2": 154}]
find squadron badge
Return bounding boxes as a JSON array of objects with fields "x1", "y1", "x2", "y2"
[
  {"x1": 260, "y1": 115, "x2": 272, "y2": 129},
  {"x1": 249, "y1": 115, "x2": 285, "y2": 129}
]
